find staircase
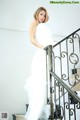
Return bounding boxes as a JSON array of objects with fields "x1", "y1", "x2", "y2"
[
  {"x1": 13, "y1": 28, "x2": 80, "y2": 120},
  {"x1": 45, "y1": 28, "x2": 80, "y2": 120}
]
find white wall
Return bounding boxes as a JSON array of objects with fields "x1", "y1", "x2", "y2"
[{"x1": 0, "y1": 0, "x2": 80, "y2": 120}]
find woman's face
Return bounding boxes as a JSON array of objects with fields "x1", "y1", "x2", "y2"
[{"x1": 37, "y1": 10, "x2": 46, "y2": 23}]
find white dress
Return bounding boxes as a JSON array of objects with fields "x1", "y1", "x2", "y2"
[{"x1": 24, "y1": 23, "x2": 54, "y2": 120}]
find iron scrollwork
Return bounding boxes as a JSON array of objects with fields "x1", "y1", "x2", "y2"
[{"x1": 69, "y1": 52, "x2": 79, "y2": 65}]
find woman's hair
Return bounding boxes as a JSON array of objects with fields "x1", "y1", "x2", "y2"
[{"x1": 34, "y1": 7, "x2": 49, "y2": 22}]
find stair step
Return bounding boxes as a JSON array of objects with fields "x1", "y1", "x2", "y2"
[
  {"x1": 72, "y1": 82, "x2": 80, "y2": 91},
  {"x1": 13, "y1": 114, "x2": 26, "y2": 120}
]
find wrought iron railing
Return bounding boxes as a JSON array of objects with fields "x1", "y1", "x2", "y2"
[{"x1": 45, "y1": 28, "x2": 80, "y2": 120}]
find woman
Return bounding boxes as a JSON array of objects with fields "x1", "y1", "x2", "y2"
[{"x1": 24, "y1": 7, "x2": 54, "y2": 120}]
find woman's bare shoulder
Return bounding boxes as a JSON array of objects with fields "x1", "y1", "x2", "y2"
[
  {"x1": 29, "y1": 21, "x2": 37, "y2": 29},
  {"x1": 29, "y1": 21, "x2": 37, "y2": 34}
]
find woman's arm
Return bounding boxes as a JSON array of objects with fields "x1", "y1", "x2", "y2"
[{"x1": 29, "y1": 21, "x2": 44, "y2": 49}]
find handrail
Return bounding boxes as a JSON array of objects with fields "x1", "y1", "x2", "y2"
[
  {"x1": 52, "y1": 28, "x2": 80, "y2": 48},
  {"x1": 50, "y1": 71, "x2": 80, "y2": 103},
  {"x1": 44, "y1": 28, "x2": 80, "y2": 50}
]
